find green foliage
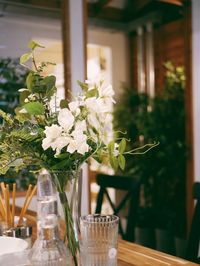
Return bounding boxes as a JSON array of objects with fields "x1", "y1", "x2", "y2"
[{"x1": 114, "y1": 62, "x2": 187, "y2": 237}]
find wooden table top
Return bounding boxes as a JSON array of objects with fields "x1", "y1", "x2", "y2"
[{"x1": 18, "y1": 208, "x2": 198, "y2": 266}]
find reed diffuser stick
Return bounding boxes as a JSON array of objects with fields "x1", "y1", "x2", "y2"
[
  {"x1": 6, "y1": 184, "x2": 12, "y2": 227},
  {"x1": 0, "y1": 182, "x2": 5, "y2": 200},
  {"x1": 18, "y1": 184, "x2": 32, "y2": 226},
  {"x1": 11, "y1": 183, "x2": 16, "y2": 227},
  {"x1": 23, "y1": 185, "x2": 37, "y2": 215},
  {"x1": 0, "y1": 194, "x2": 5, "y2": 219},
  {"x1": 5, "y1": 185, "x2": 9, "y2": 227}
]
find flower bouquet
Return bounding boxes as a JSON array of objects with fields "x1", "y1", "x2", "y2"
[{"x1": 0, "y1": 41, "x2": 157, "y2": 265}]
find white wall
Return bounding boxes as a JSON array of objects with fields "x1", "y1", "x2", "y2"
[
  {"x1": 88, "y1": 28, "x2": 130, "y2": 99},
  {"x1": 192, "y1": 0, "x2": 200, "y2": 181},
  {"x1": 0, "y1": 14, "x2": 62, "y2": 58}
]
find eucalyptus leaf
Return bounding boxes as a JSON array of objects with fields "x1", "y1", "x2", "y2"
[
  {"x1": 44, "y1": 76, "x2": 56, "y2": 98},
  {"x1": 60, "y1": 99, "x2": 68, "y2": 109},
  {"x1": 15, "y1": 107, "x2": 30, "y2": 122},
  {"x1": 19, "y1": 90, "x2": 30, "y2": 105},
  {"x1": 20, "y1": 53, "x2": 31, "y2": 64},
  {"x1": 44, "y1": 76, "x2": 56, "y2": 90},
  {"x1": 28, "y1": 40, "x2": 45, "y2": 50},
  {"x1": 24, "y1": 102, "x2": 45, "y2": 115},
  {"x1": 26, "y1": 72, "x2": 33, "y2": 91}
]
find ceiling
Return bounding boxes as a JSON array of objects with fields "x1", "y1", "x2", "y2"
[{"x1": 0, "y1": 0, "x2": 185, "y2": 32}]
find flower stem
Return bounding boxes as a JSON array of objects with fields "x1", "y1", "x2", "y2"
[{"x1": 59, "y1": 193, "x2": 79, "y2": 266}]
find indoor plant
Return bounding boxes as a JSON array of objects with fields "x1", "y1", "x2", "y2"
[
  {"x1": 0, "y1": 41, "x2": 157, "y2": 265},
  {"x1": 114, "y1": 62, "x2": 187, "y2": 252}
]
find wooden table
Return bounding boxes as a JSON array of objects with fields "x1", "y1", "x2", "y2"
[
  {"x1": 117, "y1": 240, "x2": 199, "y2": 266},
  {"x1": 19, "y1": 208, "x2": 198, "y2": 266}
]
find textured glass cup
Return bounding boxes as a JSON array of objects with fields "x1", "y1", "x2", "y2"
[{"x1": 80, "y1": 214, "x2": 119, "y2": 266}]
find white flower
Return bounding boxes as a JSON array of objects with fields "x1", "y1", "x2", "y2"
[
  {"x1": 75, "y1": 120, "x2": 87, "y2": 132},
  {"x1": 66, "y1": 129, "x2": 89, "y2": 155},
  {"x1": 52, "y1": 136, "x2": 71, "y2": 156},
  {"x1": 69, "y1": 101, "x2": 80, "y2": 116},
  {"x1": 84, "y1": 97, "x2": 99, "y2": 112},
  {"x1": 72, "y1": 129, "x2": 89, "y2": 155},
  {"x1": 98, "y1": 84, "x2": 115, "y2": 99},
  {"x1": 87, "y1": 113, "x2": 100, "y2": 130},
  {"x1": 97, "y1": 98, "x2": 113, "y2": 113},
  {"x1": 67, "y1": 140, "x2": 78, "y2": 154},
  {"x1": 44, "y1": 124, "x2": 62, "y2": 139},
  {"x1": 58, "y1": 108, "x2": 74, "y2": 131},
  {"x1": 42, "y1": 124, "x2": 62, "y2": 151}
]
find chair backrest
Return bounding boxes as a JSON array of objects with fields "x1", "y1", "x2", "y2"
[
  {"x1": 95, "y1": 173, "x2": 140, "y2": 242},
  {"x1": 185, "y1": 182, "x2": 200, "y2": 263}
]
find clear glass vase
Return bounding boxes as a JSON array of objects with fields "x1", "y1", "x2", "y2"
[{"x1": 35, "y1": 169, "x2": 82, "y2": 266}]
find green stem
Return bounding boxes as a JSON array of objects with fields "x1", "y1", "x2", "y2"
[
  {"x1": 124, "y1": 142, "x2": 159, "y2": 155},
  {"x1": 60, "y1": 194, "x2": 79, "y2": 266},
  {"x1": 51, "y1": 172, "x2": 79, "y2": 266}
]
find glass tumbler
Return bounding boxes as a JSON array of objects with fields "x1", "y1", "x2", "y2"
[{"x1": 80, "y1": 214, "x2": 119, "y2": 266}]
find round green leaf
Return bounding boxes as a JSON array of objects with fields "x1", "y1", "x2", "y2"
[
  {"x1": 24, "y1": 102, "x2": 45, "y2": 115},
  {"x1": 20, "y1": 53, "x2": 31, "y2": 64}
]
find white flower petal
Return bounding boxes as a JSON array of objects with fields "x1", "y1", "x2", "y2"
[
  {"x1": 67, "y1": 140, "x2": 77, "y2": 154},
  {"x1": 42, "y1": 137, "x2": 52, "y2": 150},
  {"x1": 58, "y1": 108, "x2": 75, "y2": 131},
  {"x1": 77, "y1": 142, "x2": 89, "y2": 155},
  {"x1": 44, "y1": 124, "x2": 62, "y2": 139}
]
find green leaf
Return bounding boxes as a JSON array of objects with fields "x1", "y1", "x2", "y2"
[
  {"x1": 26, "y1": 72, "x2": 34, "y2": 91},
  {"x1": 28, "y1": 40, "x2": 45, "y2": 50},
  {"x1": 110, "y1": 156, "x2": 118, "y2": 171},
  {"x1": 15, "y1": 107, "x2": 31, "y2": 122},
  {"x1": 44, "y1": 76, "x2": 56, "y2": 90},
  {"x1": 118, "y1": 154, "x2": 125, "y2": 170},
  {"x1": 77, "y1": 80, "x2": 88, "y2": 92},
  {"x1": 119, "y1": 138, "x2": 126, "y2": 154},
  {"x1": 51, "y1": 159, "x2": 69, "y2": 170},
  {"x1": 86, "y1": 88, "x2": 98, "y2": 98},
  {"x1": 24, "y1": 102, "x2": 45, "y2": 115},
  {"x1": 108, "y1": 140, "x2": 115, "y2": 154},
  {"x1": 44, "y1": 76, "x2": 56, "y2": 98},
  {"x1": 60, "y1": 99, "x2": 68, "y2": 109},
  {"x1": 19, "y1": 90, "x2": 30, "y2": 105},
  {"x1": 20, "y1": 53, "x2": 31, "y2": 64}
]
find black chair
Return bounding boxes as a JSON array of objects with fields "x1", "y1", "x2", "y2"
[
  {"x1": 185, "y1": 182, "x2": 200, "y2": 263},
  {"x1": 95, "y1": 173, "x2": 140, "y2": 242}
]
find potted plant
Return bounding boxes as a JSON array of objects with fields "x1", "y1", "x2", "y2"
[{"x1": 114, "y1": 62, "x2": 188, "y2": 254}]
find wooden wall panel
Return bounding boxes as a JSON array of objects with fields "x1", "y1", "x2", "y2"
[
  {"x1": 130, "y1": 34, "x2": 138, "y2": 90},
  {"x1": 154, "y1": 19, "x2": 185, "y2": 94}
]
